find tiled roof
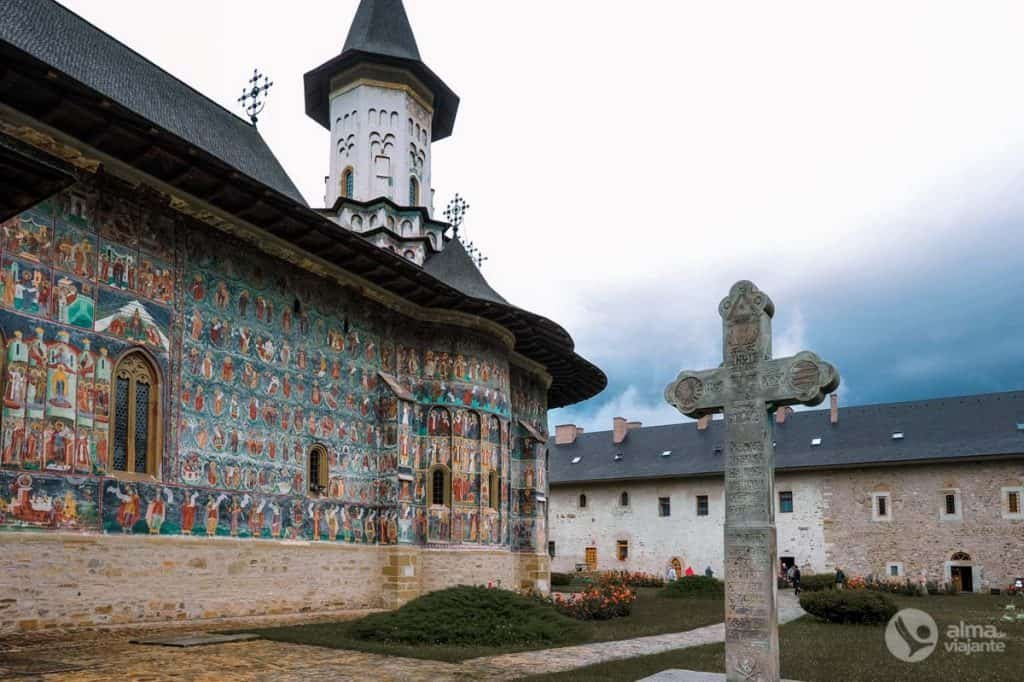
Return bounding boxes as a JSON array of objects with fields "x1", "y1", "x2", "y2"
[
  {"x1": 0, "y1": 0, "x2": 305, "y2": 205},
  {"x1": 550, "y1": 391, "x2": 1024, "y2": 485}
]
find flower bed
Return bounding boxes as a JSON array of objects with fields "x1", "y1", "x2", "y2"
[{"x1": 552, "y1": 583, "x2": 638, "y2": 620}]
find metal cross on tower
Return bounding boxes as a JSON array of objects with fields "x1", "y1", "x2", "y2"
[
  {"x1": 444, "y1": 194, "x2": 470, "y2": 236},
  {"x1": 237, "y1": 69, "x2": 274, "y2": 126}
]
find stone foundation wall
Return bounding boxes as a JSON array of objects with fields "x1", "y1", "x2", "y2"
[{"x1": 0, "y1": 533, "x2": 548, "y2": 634}]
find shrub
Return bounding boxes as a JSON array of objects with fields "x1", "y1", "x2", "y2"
[
  {"x1": 800, "y1": 590, "x2": 898, "y2": 625},
  {"x1": 659, "y1": 575, "x2": 725, "y2": 598},
  {"x1": 777, "y1": 577, "x2": 789, "y2": 589},
  {"x1": 550, "y1": 572, "x2": 572, "y2": 587},
  {"x1": 865, "y1": 576, "x2": 922, "y2": 597},
  {"x1": 799, "y1": 573, "x2": 837, "y2": 593},
  {"x1": 350, "y1": 586, "x2": 585, "y2": 646},
  {"x1": 552, "y1": 583, "x2": 637, "y2": 620}
]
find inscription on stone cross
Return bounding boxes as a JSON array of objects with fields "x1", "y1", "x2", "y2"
[{"x1": 665, "y1": 281, "x2": 838, "y2": 682}]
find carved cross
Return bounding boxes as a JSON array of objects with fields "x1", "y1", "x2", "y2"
[{"x1": 664, "y1": 280, "x2": 838, "y2": 682}]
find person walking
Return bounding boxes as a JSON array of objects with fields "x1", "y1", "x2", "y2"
[
  {"x1": 835, "y1": 567, "x2": 846, "y2": 590},
  {"x1": 792, "y1": 565, "x2": 802, "y2": 595},
  {"x1": 705, "y1": 566, "x2": 713, "y2": 578}
]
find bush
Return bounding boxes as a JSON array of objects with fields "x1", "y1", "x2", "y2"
[
  {"x1": 659, "y1": 575, "x2": 725, "y2": 598},
  {"x1": 552, "y1": 583, "x2": 637, "y2": 620},
  {"x1": 350, "y1": 586, "x2": 585, "y2": 646},
  {"x1": 800, "y1": 573, "x2": 838, "y2": 593},
  {"x1": 865, "y1": 576, "x2": 923, "y2": 597},
  {"x1": 550, "y1": 572, "x2": 572, "y2": 587},
  {"x1": 800, "y1": 590, "x2": 898, "y2": 625}
]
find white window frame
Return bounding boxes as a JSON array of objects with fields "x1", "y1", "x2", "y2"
[
  {"x1": 886, "y1": 562, "x2": 904, "y2": 578},
  {"x1": 1001, "y1": 486, "x2": 1024, "y2": 520},
  {"x1": 939, "y1": 488, "x2": 962, "y2": 521},
  {"x1": 696, "y1": 494, "x2": 710, "y2": 518},
  {"x1": 871, "y1": 492, "x2": 893, "y2": 522}
]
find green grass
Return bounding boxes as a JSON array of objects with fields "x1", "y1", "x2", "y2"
[
  {"x1": 237, "y1": 586, "x2": 725, "y2": 663},
  {"x1": 527, "y1": 594, "x2": 1024, "y2": 681}
]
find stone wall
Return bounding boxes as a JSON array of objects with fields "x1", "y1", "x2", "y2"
[
  {"x1": 550, "y1": 459, "x2": 1024, "y2": 590},
  {"x1": 0, "y1": 533, "x2": 552, "y2": 634}
]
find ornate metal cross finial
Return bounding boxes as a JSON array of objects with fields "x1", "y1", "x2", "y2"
[
  {"x1": 463, "y1": 240, "x2": 489, "y2": 268},
  {"x1": 237, "y1": 68, "x2": 274, "y2": 126},
  {"x1": 443, "y1": 193, "x2": 470, "y2": 236}
]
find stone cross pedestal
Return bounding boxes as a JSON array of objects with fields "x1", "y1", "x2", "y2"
[{"x1": 665, "y1": 281, "x2": 838, "y2": 682}]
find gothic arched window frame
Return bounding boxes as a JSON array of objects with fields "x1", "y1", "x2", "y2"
[
  {"x1": 112, "y1": 351, "x2": 160, "y2": 477},
  {"x1": 308, "y1": 444, "x2": 329, "y2": 495},
  {"x1": 342, "y1": 167, "x2": 355, "y2": 199},
  {"x1": 408, "y1": 176, "x2": 420, "y2": 206},
  {"x1": 428, "y1": 463, "x2": 451, "y2": 507}
]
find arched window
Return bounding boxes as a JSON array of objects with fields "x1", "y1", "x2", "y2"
[
  {"x1": 489, "y1": 470, "x2": 500, "y2": 510},
  {"x1": 620, "y1": 491, "x2": 629, "y2": 507},
  {"x1": 428, "y1": 465, "x2": 451, "y2": 507},
  {"x1": 579, "y1": 493, "x2": 587, "y2": 509},
  {"x1": 341, "y1": 167, "x2": 354, "y2": 198},
  {"x1": 112, "y1": 352, "x2": 159, "y2": 475},
  {"x1": 308, "y1": 445, "x2": 328, "y2": 494},
  {"x1": 408, "y1": 176, "x2": 420, "y2": 205}
]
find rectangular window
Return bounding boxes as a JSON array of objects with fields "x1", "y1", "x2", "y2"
[
  {"x1": 697, "y1": 495, "x2": 709, "y2": 516},
  {"x1": 945, "y1": 493, "x2": 957, "y2": 516},
  {"x1": 890, "y1": 565, "x2": 899, "y2": 577},
  {"x1": 617, "y1": 540, "x2": 628, "y2": 561},
  {"x1": 779, "y1": 491, "x2": 794, "y2": 514},
  {"x1": 1010, "y1": 492, "x2": 1021, "y2": 515},
  {"x1": 658, "y1": 497, "x2": 671, "y2": 517},
  {"x1": 548, "y1": 541, "x2": 556, "y2": 558},
  {"x1": 877, "y1": 496, "x2": 887, "y2": 517}
]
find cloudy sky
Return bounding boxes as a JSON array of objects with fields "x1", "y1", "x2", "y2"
[{"x1": 60, "y1": 0, "x2": 1024, "y2": 432}]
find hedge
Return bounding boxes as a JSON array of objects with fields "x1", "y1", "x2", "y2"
[
  {"x1": 799, "y1": 590, "x2": 898, "y2": 625},
  {"x1": 659, "y1": 576, "x2": 725, "y2": 598}
]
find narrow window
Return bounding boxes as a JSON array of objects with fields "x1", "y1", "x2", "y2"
[
  {"x1": 548, "y1": 541, "x2": 555, "y2": 558},
  {"x1": 579, "y1": 493, "x2": 587, "y2": 509},
  {"x1": 1010, "y1": 491, "x2": 1021, "y2": 514},
  {"x1": 877, "y1": 495, "x2": 887, "y2": 518},
  {"x1": 658, "y1": 497, "x2": 671, "y2": 517},
  {"x1": 945, "y1": 493, "x2": 957, "y2": 516},
  {"x1": 341, "y1": 167, "x2": 354, "y2": 198},
  {"x1": 779, "y1": 491, "x2": 794, "y2": 514},
  {"x1": 112, "y1": 353, "x2": 159, "y2": 475},
  {"x1": 308, "y1": 445, "x2": 328, "y2": 494},
  {"x1": 432, "y1": 468, "x2": 445, "y2": 505},
  {"x1": 488, "y1": 470, "x2": 500, "y2": 511},
  {"x1": 889, "y1": 564, "x2": 900, "y2": 577},
  {"x1": 409, "y1": 176, "x2": 420, "y2": 205},
  {"x1": 697, "y1": 495, "x2": 709, "y2": 516},
  {"x1": 617, "y1": 540, "x2": 629, "y2": 561},
  {"x1": 620, "y1": 491, "x2": 629, "y2": 507},
  {"x1": 585, "y1": 546, "x2": 597, "y2": 571},
  {"x1": 429, "y1": 465, "x2": 450, "y2": 507}
]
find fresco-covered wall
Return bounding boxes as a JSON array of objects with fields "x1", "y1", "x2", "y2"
[{"x1": 0, "y1": 179, "x2": 550, "y2": 555}]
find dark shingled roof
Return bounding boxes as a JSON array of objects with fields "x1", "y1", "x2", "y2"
[
  {"x1": 550, "y1": 391, "x2": 1024, "y2": 485},
  {"x1": 423, "y1": 238, "x2": 508, "y2": 305},
  {"x1": 0, "y1": 0, "x2": 305, "y2": 205},
  {"x1": 343, "y1": 0, "x2": 422, "y2": 61}
]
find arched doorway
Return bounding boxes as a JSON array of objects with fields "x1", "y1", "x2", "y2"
[{"x1": 948, "y1": 551, "x2": 974, "y2": 593}]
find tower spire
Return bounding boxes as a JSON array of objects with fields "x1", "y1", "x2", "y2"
[{"x1": 343, "y1": 0, "x2": 421, "y2": 62}]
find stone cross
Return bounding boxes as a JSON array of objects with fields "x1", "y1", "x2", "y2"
[{"x1": 664, "y1": 281, "x2": 838, "y2": 682}]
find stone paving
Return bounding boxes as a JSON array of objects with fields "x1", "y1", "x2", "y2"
[{"x1": 0, "y1": 594, "x2": 804, "y2": 681}]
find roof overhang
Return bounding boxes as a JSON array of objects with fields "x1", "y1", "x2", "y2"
[
  {"x1": 0, "y1": 133, "x2": 74, "y2": 222},
  {"x1": 304, "y1": 50, "x2": 459, "y2": 141}
]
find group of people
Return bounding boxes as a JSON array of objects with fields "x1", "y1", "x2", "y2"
[{"x1": 665, "y1": 564, "x2": 714, "y2": 581}]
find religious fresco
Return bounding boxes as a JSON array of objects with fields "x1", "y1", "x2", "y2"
[
  {"x1": 0, "y1": 184, "x2": 549, "y2": 552},
  {"x1": 0, "y1": 470, "x2": 100, "y2": 532}
]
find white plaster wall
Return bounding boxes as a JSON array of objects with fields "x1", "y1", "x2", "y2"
[
  {"x1": 327, "y1": 84, "x2": 432, "y2": 209},
  {"x1": 549, "y1": 473, "x2": 825, "y2": 578}
]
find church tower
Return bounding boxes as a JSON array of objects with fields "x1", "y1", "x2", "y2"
[{"x1": 304, "y1": 0, "x2": 459, "y2": 265}]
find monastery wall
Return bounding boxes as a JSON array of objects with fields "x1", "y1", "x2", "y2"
[
  {"x1": 823, "y1": 459, "x2": 1024, "y2": 590},
  {"x1": 551, "y1": 459, "x2": 1024, "y2": 591}
]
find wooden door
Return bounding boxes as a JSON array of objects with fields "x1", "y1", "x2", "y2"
[{"x1": 585, "y1": 547, "x2": 597, "y2": 571}]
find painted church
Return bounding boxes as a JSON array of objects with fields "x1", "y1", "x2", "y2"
[{"x1": 0, "y1": 0, "x2": 605, "y2": 632}]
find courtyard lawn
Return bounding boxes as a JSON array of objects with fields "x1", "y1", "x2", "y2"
[
  {"x1": 237, "y1": 587, "x2": 724, "y2": 663},
  {"x1": 527, "y1": 593, "x2": 1024, "y2": 682}
]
